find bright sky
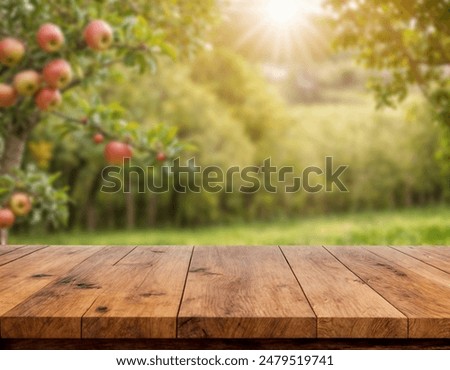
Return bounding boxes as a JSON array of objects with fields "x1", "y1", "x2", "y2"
[
  {"x1": 264, "y1": 0, "x2": 324, "y2": 25},
  {"x1": 220, "y1": 0, "x2": 328, "y2": 64},
  {"x1": 223, "y1": 0, "x2": 324, "y2": 24}
]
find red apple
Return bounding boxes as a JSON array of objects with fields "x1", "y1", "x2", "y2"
[
  {"x1": 43, "y1": 59, "x2": 72, "y2": 89},
  {"x1": 13, "y1": 70, "x2": 41, "y2": 96},
  {"x1": 9, "y1": 192, "x2": 32, "y2": 217},
  {"x1": 35, "y1": 88, "x2": 62, "y2": 111},
  {"x1": 156, "y1": 152, "x2": 166, "y2": 162},
  {"x1": 93, "y1": 133, "x2": 104, "y2": 144},
  {"x1": 0, "y1": 84, "x2": 17, "y2": 107},
  {"x1": 0, "y1": 208, "x2": 15, "y2": 229},
  {"x1": 37, "y1": 23, "x2": 65, "y2": 52},
  {"x1": 84, "y1": 20, "x2": 113, "y2": 51},
  {"x1": 0, "y1": 38, "x2": 25, "y2": 67},
  {"x1": 104, "y1": 141, "x2": 133, "y2": 165}
]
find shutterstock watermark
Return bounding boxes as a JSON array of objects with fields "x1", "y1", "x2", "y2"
[{"x1": 101, "y1": 157, "x2": 349, "y2": 194}]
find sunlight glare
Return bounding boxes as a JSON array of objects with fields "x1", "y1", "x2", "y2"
[{"x1": 264, "y1": 0, "x2": 304, "y2": 26}]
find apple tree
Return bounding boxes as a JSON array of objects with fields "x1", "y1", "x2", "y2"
[
  {"x1": 324, "y1": 0, "x2": 450, "y2": 199},
  {"x1": 324, "y1": 0, "x2": 449, "y2": 114},
  {"x1": 0, "y1": 0, "x2": 216, "y2": 242}
]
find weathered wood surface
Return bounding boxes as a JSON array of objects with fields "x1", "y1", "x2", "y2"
[
  {"x1": 178, "y1": 246, "x2": 316, "y2": 338},
  {"x1": 325, "y1": 246, "x2": 450, "y2": 338},
  {"x1": 0, "y1": 245, "x2": 449, "y2": 340},
  {"x1": 281, "y1": 246, "x2": 407, "y2": 338},
  {"x1": 82, "y1": 246, "x2": 193, "y2": 339},
  {"x1": 1, "y1": 246, "x2": 130, "y2": 338},
  {"x1": 0, "y1": 246, "x2": 101, "y2": 322},
  {"x1": 0, "y1": 245, "x2": 45, "y2": 267},
  {"x1": 391, "y1": 246, "x2": 450, "y2": 274}
]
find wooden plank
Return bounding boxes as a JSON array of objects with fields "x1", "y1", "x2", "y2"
[
  {"x1": 326, "y1": 246, "x2": 450, "y2": 338},
  {"x1": 82, "y1": 246, "x2": 193, "y2": 339},
  {"x1": 0, "y1": 245, "x2": 24, "y2": 256},
  {"x1": 365, "y1": 247, "x2": 450, "y2": 286},
  {"x1": 391, "y1": 246, "x2": 450, "y2": 274},
  {"x1": 178, "y1": 246, "x2": 316, "y2": 339},
  {"x1": 0, "y1": 245, "x2": 47, "y2": 267},
  {"x1": 0, "y1": 246, "x2": 101, "y2": 316},
  {"x1": 1, "y1": 246, "x2": 134, "y2": 339},
  {"x1": 281, "y1": 246, "x2": 407, "y2": 338}
]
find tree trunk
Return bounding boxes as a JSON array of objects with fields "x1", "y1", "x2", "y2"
[
  {"x1": 106, "y1": 201, "x2": 116, "y2": 229},
  {"x1": 67, "y1": 159, "x2": 87, "y2": 229},
  {"x1": 146, "y1": 194, "x2": 158, "y2": 227},
  {"x1": 84, "y1": 169, "x2": 104, "y2": 231},
  {"x1": 0, "y1": 130, "x2": 28, "y2": 174},
  {"x1": 1, "y1": 229, "x2": 8, "y2": 246},
  {"x1": 86, "y1": 203, "x2": 97, "y2": 231},
  {"x1": 125, "y1": 191, "x2": 135, "y2": 229}
]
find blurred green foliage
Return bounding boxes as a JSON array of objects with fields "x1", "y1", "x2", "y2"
[
  {"x1": 11, "y1": 206, "x2": 450, "y2": 246},
  {"x1": 324, "y1": 0, "x2": 449, "y2": 114},
  {"x1": 24, "y1": 48, "x2": 448, "y2": 230},
  {"x1": 0, "y1": 0, "x2": 217, "y2": 229},
  {"x1": 4, "y1": 1, "x2": 448, "y2": 235}
]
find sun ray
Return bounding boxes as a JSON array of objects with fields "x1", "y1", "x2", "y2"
[{"x1": 221, "y1": 0, "x2": 328, "y2": 65}]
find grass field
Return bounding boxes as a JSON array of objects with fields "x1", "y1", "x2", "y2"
[{"x1": 10, "y1": 206, "x2": 450, "y2": 245}]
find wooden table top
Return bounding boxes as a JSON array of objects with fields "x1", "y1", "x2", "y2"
[{"x1": 0, "y1": 245, "x2": 449, "y2": 339}]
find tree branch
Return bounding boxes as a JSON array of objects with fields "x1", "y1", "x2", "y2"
[
  {"x1": 50, "y1": 111, "x2": 85, "y2": 124},
  {"x1": 50, "y1": 111, "x2": 161, "y2": 157},
  {"x1": 62, "y1": 58, "x2": 123, "y2": 93},
  {"x1": 382, "y1": 20, "x2": 430, "y2": 99}
]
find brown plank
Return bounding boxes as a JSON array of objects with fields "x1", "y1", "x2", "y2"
[
  {"x1": 82, "y1": 246, "x2": 193, "y2": 339},
  {"x1": 326, "y1": 246, "x2": 450, "y2": 338},
  {"x1": 365, "y1": 247, "x2": 450, "y2": 286},
  {"x1": 0, "y1": 246, "x2": 101, "y2": 317},
  {"x1": 178, "y1": 246, "x2": 316, "y2": 339},
  {"x1": 391, "y1": 246, "x2": 450, "y2": 274},
  {"x1": 0, "y1": 245, "x2": 24, "y2": 256},
  {"x1": 281, "y1": 246, "x2": 407, "y2": 338},
  {"x1": 1, "y1": 246, "x2": 134, "y2": 338},
  {"x1": 0, "y1": 245, "x2": 47, "y2": 267}
]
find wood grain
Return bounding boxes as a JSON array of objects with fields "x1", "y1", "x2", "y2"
[
  {"x1": 0, "y1": 246, "x2": 100, "y2": 317},
  {"x1": 0, "y1": 245, "x2": 23, "y2": 257},
  {"x1": 391, "y1": 246, "x2": 450, "y2": 274},
  {"x1": 82, "y1": 246, "x2": 193, "y2": 338},
  {"x1": 0, "y1": 245, "x2": 45, "y2": 267},
  {"x1": 1, "y1": 245, "x2": 449, "y2": 341},
  {"x1": 326, "y1": 246, "x2": 450, "y2": 338},
  {"x1": 281, "y1": 246, "x2": 407, "y2": 338},
  {"x1": 365, "y1": 246, "x2": 450, "y2": 286},
  {"x1": 178, "y1": 246, "x2": 316, "y2": 338},
  {"x1": 1, "y1": 246, "x2": 133, "y2": 338}
]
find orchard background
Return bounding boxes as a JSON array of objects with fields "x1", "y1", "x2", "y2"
[{"x1": 1, "y1": 0, "x2": 449, "y2": 245}]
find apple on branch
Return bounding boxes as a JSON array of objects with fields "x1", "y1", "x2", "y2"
[
  {"x1": 35, "y1": 88, "x2": 62, "y2": 111},
  {"x1": 0, "y1": 83, "x2": 17, "y2": 107},
  {"x1": 13, "y1": 70, "x2": 41, "y2": 96},
  {"x1": 156, "y1": 152, "x2": 167, "y2": 162},
  {"x1": 104, "y1": 141, "x2": 133, "y2": 165},
  {"x1": 0, "y1": 208, "x2": 15, "y2": 246},
  {"x1": 84, "y1": 20, "x2": 113, "y2": 51},
  {"x1": 43, "y1": 59, "x2": 73, "y2": 89},
  {"x1": 9, "y1": 192, "x2": 32, "y2": 217},
  {"x1": 93, "y1": 133, "x2": 104, "y2": 144},
  {"x1": 0, "y1": 208, "x2": 15, "y2": 229},
  {"x1": 0, "y1": 37, "x2": 25, "y2": 67},
  {"x1": 37, "y1": 23, "x2": 65, "y2": 52}
]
